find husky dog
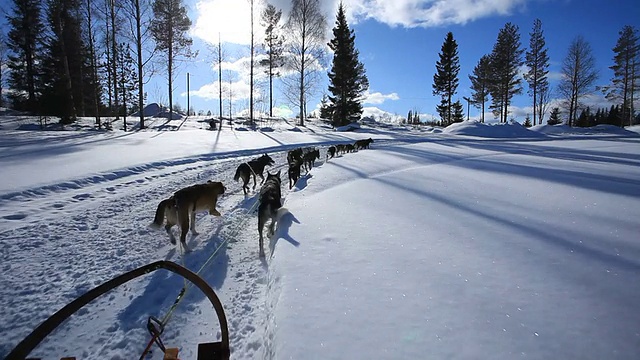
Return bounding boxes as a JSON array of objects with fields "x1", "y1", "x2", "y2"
[
  {"x1": 355, "y1": 138, "x2": 374, "y2": 150},
  {"x1": 326, "y1": 146, "x2": 336, "y2": 161},
  {"x1": 288, "y1": 159, "x2": 302, "y2": 189},
  {"x1": 287, "y1": 148, "x2": 303, "y2": 165},
  {"x1": 302, "y1": 148, "x2": 320, "y2": 172},
  {"x1": 234, "y1": 154, "x2": 275, "y2": 195},
  {"x1": 150, "y1": 181, "x2": 226, "y2": 251},
  {"x1": 258, "y1": 170, "x2": 283, "y2": 257}
]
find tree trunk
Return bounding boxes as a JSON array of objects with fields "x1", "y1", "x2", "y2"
[
  {"x1": 86, "y1": 0, "x2": 101, "y2": 128},
  {"x1": 110, "y1": 0, "x2": 119, "y2": 119},
  {"x1": 135, "y1": 0, "x2": 144, "y2": 129}
]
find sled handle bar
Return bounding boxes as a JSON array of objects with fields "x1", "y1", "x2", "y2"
[{"x1": 6, "y1": 260, "x2": 230, "y2": 360}]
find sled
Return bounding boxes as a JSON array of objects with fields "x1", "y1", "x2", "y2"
[{"x1": 5, "y1": 261, "x2": 230, "y2": 360}]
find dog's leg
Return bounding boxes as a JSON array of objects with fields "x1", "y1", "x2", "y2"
[
  {"x1": 190, "y1": 210, "x2": 198, "y2": 235},
  {"x1": 268, "y1": 218, "x2": 276, "y2": 237},
  {"x1": 178, "y1": 208, "x2": 190, "y2": 252},
  {"x1": 165, "y1": 224, "x2": 176, "y2": 245}
]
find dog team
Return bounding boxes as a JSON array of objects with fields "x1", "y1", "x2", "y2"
[{"x1": 150, "y1": 138, "x2": 374, "y2": 257}]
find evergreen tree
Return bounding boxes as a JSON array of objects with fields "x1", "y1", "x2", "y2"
[
  {"x1": 524, "y1": 18, "x2": 549, "y2": 126},
  {"x1": 469, "y1": 54, "x2": 491, "y2": 123},
  {"x1": 41, "y1": 0, "x2": 91, "y2": 123},
  {"x1": 451, "y1": 100, "x2": 464, "y2": 124},
  {"x1": 604, "y1": 25, "x2": 639, "y2": 127},
  {"x1": 407, "y1": 110, "x2": 413, "y2": 124},
  {"x1": 432, "y1": 32, "x2": 460, "y2": 126},
  {"x1": 547, "y1": 107, "x2": 562, "y2": 125},
  {"x1": 523, "y1": 114, "x2": 532, "y2": 127},
  {"x1": 488, "y1": 23, "x2": 524, "y2": 123},
  {"x1": 260, "y1": 3, "x2": 285, "y2": 118},
  {"x1": 319, "y1": 94, "x2": 332, "y2": 120},
  {"x1": 116, "y1": 42, "x2": 139, "y2": 131},
  {"x1": 326, "y1": 2, "x2": 368, "y2": 127},
  {"x1": 150, "y1": 0, "x2": 193, "y2": 119},
  {"x1": 6, "y1": 0, "x2": 45, "y2": 112}
]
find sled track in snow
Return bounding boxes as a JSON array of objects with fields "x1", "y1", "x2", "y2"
[{"x1": 0, "y1": 138, "x2": 426, "y2": 358}]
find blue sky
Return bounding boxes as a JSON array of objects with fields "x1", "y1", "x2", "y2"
[
  {"x1": 0, "y1": 0, "x2": 637, "y2": 122},
  {"x1": 166, "y1": 0, "x2": 638, "y2": 122}
]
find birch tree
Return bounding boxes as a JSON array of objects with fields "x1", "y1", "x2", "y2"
[{"x1": 284, "y1": 0, "x2": 326, "y2": 126}]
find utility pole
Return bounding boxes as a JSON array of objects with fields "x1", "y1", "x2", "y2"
[
  {"x1": 187, "y1": 72, "x2": 190, "y2": 116},
  {"x1": 463, "y1": 96, "x2": 472, "y2": 121}
]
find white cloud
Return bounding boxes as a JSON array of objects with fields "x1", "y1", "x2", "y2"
[
  {"x1": 192, "y1": 0, "x2": 260, "y2": 45},
  {"x1": 363, "y1": 90, "x2": 400, "y2": 104},
  {"x1": 192, "y1": 0, "x2": 527, "y2": 48},
  {"x1": 342, "y1": 0, "x2": 528, "y2": 28}
]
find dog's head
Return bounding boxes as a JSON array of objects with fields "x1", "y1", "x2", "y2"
[
  {"x1": 206, "y1": 180, "x2": 226, "y2": 194},
  {"x1": 262, "y1": 153, "x2": 275, "y2": 166},
  {"x1": 266, "y1": 170, "x2": 282, "y2": 185}
]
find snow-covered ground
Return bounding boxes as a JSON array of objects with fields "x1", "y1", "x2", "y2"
[{"x1": 1, "y1": 113, "x2": 639, "y2": 359}]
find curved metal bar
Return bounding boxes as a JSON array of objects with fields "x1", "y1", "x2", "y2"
[{"x1": 6, "y1": 261, "x2": 229, "y2": 360}]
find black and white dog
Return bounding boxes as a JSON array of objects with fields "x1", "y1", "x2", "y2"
[{"x1": 258, "y1": 170, "x2": 283, "y2": 257}]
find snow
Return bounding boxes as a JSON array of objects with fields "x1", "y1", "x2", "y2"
[{"x1": 1, "y1": 115, "x2": 639, "y2": 360}]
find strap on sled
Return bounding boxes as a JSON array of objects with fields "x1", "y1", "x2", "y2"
[{"x1": 7, "y1": 261, "x2": 230, "y2": 360}]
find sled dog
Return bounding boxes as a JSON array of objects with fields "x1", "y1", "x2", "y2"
[
  {"x1": 288, "y1": 159, "x2": 302, "y2": 189},
  {"x1": 326, "y1": 146, "x2": 336, "y2": 161},
  {"x1": 234, "y1": 154, "x2": 275, "y2": 195},
  {"x1": 354, "y1": 138, "x2": 374, "y2": 150},
  {"x1": 302, "y1": 148, "x2": 320, "y2": 172},
  {"x1": 258, "y1": 170, "x2": 283, "y2": 257},
  {"x1": 150, "y1": 181, "x2": 226, "y2": 251}
]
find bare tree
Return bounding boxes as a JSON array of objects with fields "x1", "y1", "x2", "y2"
[
  {"x1": 537, "y1": 81, "x2": 551, "y2": 124},
  {"x1": 558, "y1": 36, "x2": 598, "y2": 126},
  {"x1": 122, "y1": 0, "x2": 156, "y2": 128},
  {"x1": 284, "y1": 0, "x2": 326, "y2": 126},
  {"x1": 83, "y1": 0, "x2": 102, "y2": 127},
  {"x1": 149, "y1": 0, "x2": 193, "y2": 120},
  {"x1": 249, "y1": 0, "x2": 255, "y2": 126},
  {"x1": 260, "y1": 3, "x2": 284, "y2": 118}
]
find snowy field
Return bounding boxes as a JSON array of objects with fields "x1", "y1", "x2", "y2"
[{"x1": 1, "y1": 112, "x2": 639, "y2": 359}]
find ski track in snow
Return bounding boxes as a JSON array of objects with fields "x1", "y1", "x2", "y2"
[{"x1": 0, "y1": 139, "x2": 416, "y2": 359}]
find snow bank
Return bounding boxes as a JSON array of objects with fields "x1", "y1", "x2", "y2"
[{"x1": 443, "y1": 120, "x2": 546, "y2": 138}]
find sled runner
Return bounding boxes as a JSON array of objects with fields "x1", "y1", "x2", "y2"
[{"x1": 5, "y1": 261, "x2": 230, "y2": 360}]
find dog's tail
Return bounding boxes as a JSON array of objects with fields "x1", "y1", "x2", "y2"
[
  {"x1": 149, "y1": 198, "x2": 172, "y2": 229},
  {"x1": 233, "y1": 166, "x2": 242, "y2": 182}
]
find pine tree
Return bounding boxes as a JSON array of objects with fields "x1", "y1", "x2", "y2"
[
  {"x1": 6, "y1": 0, "x2": 45, "y2": 112},
  {"x1": 547, "y1": 107, "x2": 562, "y2": 125},
  {"x1": 451, "y1": 100, "x2": 464, "y2": 123},
  {"x1": 469, "y1": 54, "x2": 491, "y2": 123},
  {"x1": 407, "y1": 110, "x2": 413, "y2": 124},
  {"x1": 319, "y1": 94, "x2": 332, "y2": 119},
  {"x1": 524, "y1": 19, "x2": 550, "y2": 126},
  {"x1": 488, "y1": 23, "x2": 524, "y2": 123},
  {"x1": 327, "y1": 2, "x2": 368, "y2": 127},
  {"x1": 150, "y1": 0, "x2": 193, "y2": 119},
  {"x1": 116, "y1": 42, "x2": 139, "y2": 131},
  {"x1": 260, "y1": 3, "x2": 284, "y2": 118},
  {"x1": 523, "y1": 114, "x2": 532, "y2": 127},
  {"x1": 605, "y1": 25, "x2": 639, "y2": 127},
  {"x1": 432, "y1": 32, "x2": 460, "y2": 126},
  {"x1": 41, "y1": 0, "x2": 90, "y2": 124}
]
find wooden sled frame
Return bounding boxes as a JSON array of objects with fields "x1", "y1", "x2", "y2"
[{"x1": 6, "y1": 261, "x2": 230, "y2": 360}]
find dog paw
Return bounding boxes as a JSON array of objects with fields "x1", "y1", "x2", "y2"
[{"x1": 210, "y1": 209, "x2": 221, "y2": 216}]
